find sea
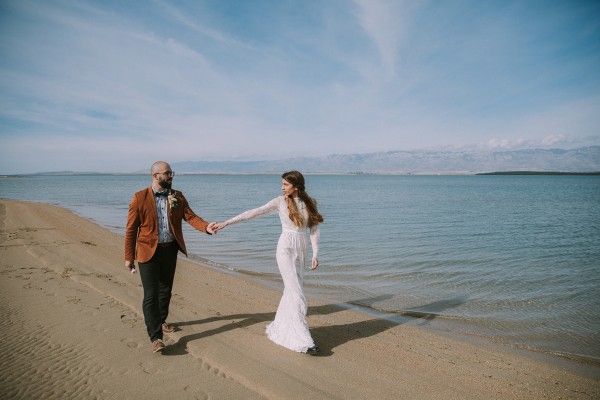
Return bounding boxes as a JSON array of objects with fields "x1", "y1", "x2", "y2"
[{"x1": 1, "y1": 173, "x2": 599, "y2": 363}]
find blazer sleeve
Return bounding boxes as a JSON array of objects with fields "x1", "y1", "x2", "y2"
[
  {"x1": 180, "y1": 194, "x2": 210, "y2": 233},
  {"x1": 124, "y1": 193, "x2": 141, "y2": 261}
]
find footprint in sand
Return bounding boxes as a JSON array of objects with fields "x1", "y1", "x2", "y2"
[
  {"x1": 139, "y1": 361, "x2": 162, "y2": 375},
  {"x1": 120, "y1": 338, "x2": 142, "y2": 349},
  {"x1": 66, "y1": 296, "x2": 82, "y2": 304},
  {"x1": 200, "y1": 361, "x2": 230, "y2": 379},
  {"x1": 183, "y1": 386, "x2": 210, "y2": 400},
  {"x1": 120, "y1": 313, "x2": 140, "y2": 328}
]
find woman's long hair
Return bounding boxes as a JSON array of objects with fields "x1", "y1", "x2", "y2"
[{"x1": 282, "y1": 171, "x2": 324, "y2": 228}]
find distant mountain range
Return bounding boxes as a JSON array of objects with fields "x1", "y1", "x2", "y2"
[{"x1": 173, "y1": 146, "x2": 600, "y2": 174}]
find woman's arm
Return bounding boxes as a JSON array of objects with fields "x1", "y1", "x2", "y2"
[
  {"x1": 219, "y1": 197, "x2": 279, "y2": 229},
  {"x1": 309, "y1": 225, "x2": 320, "y2": 270}
]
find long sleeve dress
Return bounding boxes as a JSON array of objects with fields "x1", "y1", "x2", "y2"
[{"x1": 221, "y1": 195, "x2": 320, "y2": 353}]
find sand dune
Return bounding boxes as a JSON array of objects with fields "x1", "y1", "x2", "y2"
[{"x1": 0, "y1": 199, "x2": 598, "y2": 399}]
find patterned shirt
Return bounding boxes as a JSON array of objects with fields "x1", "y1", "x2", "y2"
[{"x1": 153, "y1": 189, "x2": 175, "y2": 244}]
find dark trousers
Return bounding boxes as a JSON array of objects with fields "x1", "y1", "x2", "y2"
[{"x1": 138, "y1": 245, "x2": 178, "y2": 342}]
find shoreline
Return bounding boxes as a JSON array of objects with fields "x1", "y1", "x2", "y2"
[
  {"x1": 186, "y1": 253, "x2": 600, "y2": 368},
  {"x1": 1, "y1": 199, "x2": 599, "y2": 399}
]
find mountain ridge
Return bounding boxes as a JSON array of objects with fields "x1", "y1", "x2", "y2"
[{"x1": 172, "y1": 146, "x2": 600, "y2": 174}]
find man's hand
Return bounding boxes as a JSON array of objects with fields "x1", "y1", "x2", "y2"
[
  {"x1": 125, "y1": 260, "x2": 136, "y2": 274},
  {"x1": 310, "y1": 258, "x2": 319, "y2": 270}
]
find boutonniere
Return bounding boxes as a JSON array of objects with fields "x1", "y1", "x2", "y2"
[{"x1": 168, "y1": 190, "x2": 180, "y2": 209}]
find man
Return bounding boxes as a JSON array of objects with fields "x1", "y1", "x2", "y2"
[{"x1": 125, "y1": 161, "x2": 217, "y2": 353}]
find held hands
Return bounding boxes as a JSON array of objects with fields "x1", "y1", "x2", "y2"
[
  {"x1": 207, "y1": 222, "x2": 218, "y2": 235},
  {"x1": 207, "y1": 222, "x2": 226, "y2": 235}
]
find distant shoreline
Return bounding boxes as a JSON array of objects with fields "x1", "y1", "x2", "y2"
[
  {"x1": 2, "y1": 170, "x2": 600, "y2": 177},
  {"x1": 476, "y1": 171, "x2": 600, "y2": 176}
]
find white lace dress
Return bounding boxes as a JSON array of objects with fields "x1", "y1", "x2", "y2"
[{"x1": 221, "y1": 196, "x2": 320, "y2": 353}]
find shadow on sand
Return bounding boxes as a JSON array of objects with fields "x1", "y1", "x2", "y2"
[{"x1": 164, "y1": 294, "x2": 467, "y2": 357}]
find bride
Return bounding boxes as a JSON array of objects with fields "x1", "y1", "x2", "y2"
[{"x1": 215, "y1": 171, "x2": 324, "y2": 355}]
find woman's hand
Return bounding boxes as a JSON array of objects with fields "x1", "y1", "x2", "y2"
[
  {"x1": 310, "y1": 258, "x2": 319, "y2": 270},
  {"x1": 212, "y1": 222, "x2": 226, "y2": 232}
]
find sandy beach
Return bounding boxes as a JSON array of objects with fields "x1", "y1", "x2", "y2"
[{"x1": 0, "y1": 199, "x2": 598, "y2": 399}]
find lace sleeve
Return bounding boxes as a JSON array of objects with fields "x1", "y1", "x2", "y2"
[
  {"x1": 310, "y1": 225, "x2": 320, "y2": 259},
  {"x1": 222, "y1": 197, "x2": 279, "y2": 227}
]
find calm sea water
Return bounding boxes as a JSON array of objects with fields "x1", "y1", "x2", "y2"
[{"x1": 1, "y1": 174, "x2": 599, "y2": 361}]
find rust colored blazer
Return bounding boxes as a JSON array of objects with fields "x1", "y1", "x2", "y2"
[{"x1": 124, "y1": 186, "x2": 210, "y2": 263}]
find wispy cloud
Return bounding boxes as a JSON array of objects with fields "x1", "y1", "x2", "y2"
[{"x1": 352, "y1": 0, "x2": 421, "y2": 78}]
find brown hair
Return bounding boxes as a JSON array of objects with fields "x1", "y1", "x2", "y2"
[{"x1": 282, "y1": 171, "x2": 324, "y2": 228}]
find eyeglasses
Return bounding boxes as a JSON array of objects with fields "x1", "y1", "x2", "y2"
[{"x1": 155, "y1": 170, "x2": 175, "y2": 177}]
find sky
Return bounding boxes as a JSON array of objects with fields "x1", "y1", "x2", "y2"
[{"x1": 1, "y1": 0, "x2": 599, "y2": 174}]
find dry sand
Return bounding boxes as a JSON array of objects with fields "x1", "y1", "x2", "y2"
[{"x1": 0, "y1": 199, "x2": 598, "y2": 399}]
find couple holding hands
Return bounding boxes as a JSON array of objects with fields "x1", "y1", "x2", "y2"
[{"x1": 124, "y1": 161, "x2": 323, "y2": 355}]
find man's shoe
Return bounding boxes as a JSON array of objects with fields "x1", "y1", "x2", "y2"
[
  {"x1": 306, "y1": 346, "x2": 320, "y2": 356},
  {"x1": 152, "y1": 339, "x2": 166, "y2": 353},
  {"x1": 162, "y1": 323, "x2": 176, "y2": 333}
]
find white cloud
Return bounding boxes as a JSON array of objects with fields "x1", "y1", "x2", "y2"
[
  {"x1": 485, "y1": 138, "x2": 528, "y2": 150},
  {"x1": 542, "y1": 134, "x2": 567, "y2": 146}
]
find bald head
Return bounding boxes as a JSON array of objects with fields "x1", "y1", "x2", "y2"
[{"x1": 151, "y1": 161, "x2": 170, "y2": 175}]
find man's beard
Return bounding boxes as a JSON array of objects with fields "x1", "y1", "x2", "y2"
[{"x1": 159, "y1": 179, "x2": 172, "y2": 189}]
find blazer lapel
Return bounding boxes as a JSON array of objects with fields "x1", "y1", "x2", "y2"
[{"x1": 146, "y1": 186, "x2": 158, "y2": 226}]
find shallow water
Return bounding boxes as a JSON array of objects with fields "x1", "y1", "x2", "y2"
[{"x1": 2, "y1": 173, "x2": 599, "y2": 360}]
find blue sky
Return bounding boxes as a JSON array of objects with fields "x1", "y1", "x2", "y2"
[{"x1": 1, "y1": 0, "x2": 599, "y2": 174}]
